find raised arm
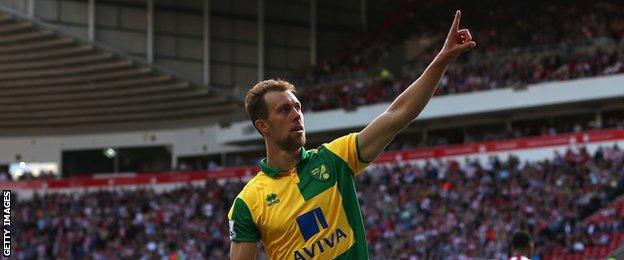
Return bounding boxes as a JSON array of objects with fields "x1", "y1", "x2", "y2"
[{"x1": 358, "y1": 10, "x2": 476, "y2": 162}]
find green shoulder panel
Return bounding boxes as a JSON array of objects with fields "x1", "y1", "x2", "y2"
[
  {"x1": 296, "y1": 148, "x2": 338, "y2": 201},
  {"x1": 321, "y1": 145, "x2": 370, "y2": 259},
  {"x1": 228, "y1": 197, "x2": 261, "y2": 242}
]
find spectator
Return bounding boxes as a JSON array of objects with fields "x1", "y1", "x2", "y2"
[
  {"x1": 295, "y1": 0, "x2": 624, "y2": 113},
  {"x1": 13, "y1": 145, "x2": 624, "y2": 259},
  {"x1": 510, "y1": 231, "x2": 534, "y2": 260}
]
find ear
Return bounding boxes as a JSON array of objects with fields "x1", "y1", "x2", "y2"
[{"x1": 255, "y1": 119, "x2": 270, "y2": 136}]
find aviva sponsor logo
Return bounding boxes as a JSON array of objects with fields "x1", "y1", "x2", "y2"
[
  {"x1": 309, "y1": 164, "x2": 330, "y2": 181},
  {"x1": 294, "y1": 207, "x2": 348, "y2": 259},
  {"x1": 265, "y1": 193, "x2": 280, "y2": 207},
  {"x1": 293, "y1": 228, "x2": 348, "y2": 260},
  {"x1": 296, "y1": 207, "x2": 328, "y2": 240}
]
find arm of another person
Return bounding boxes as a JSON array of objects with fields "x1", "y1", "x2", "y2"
[
  {"x1": 230, "y1": 242, "x2": 258, "y2": 260},
  {"x1": 358, "y1": 10, "x2": 476, "y2": 162}
]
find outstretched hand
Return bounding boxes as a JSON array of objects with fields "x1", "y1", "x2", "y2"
[
  {"x1": 439, "y1": 10, "x2": 476, "y2": 63},
  {"x1": 358, "y1": 11, "x2": 477, "y2": 164}
]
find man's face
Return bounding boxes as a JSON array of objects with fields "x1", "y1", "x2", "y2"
[{"x1": 259, "y1": 91, "x2": 306, "y2": 151}]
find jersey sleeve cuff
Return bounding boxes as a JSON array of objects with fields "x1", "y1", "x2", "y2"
[{"x1": 355, "y1": 133, "x2": 373, "y2": 164}]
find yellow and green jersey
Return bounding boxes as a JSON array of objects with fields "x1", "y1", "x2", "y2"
[{"x1": 228, "y1": 133, "x2": 371, "y2": 259}]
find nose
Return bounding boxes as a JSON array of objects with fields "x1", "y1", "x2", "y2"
[{"x1": 291, "y1": 108, "x2": 303, "y2": 123}]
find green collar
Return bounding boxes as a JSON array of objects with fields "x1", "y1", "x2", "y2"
[{"x1": 259, "y1": 147, "x2": 310, "y2": 178}]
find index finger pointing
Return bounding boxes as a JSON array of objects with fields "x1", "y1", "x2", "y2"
[{"x1": 449, "y1": 10, "x2": 461, "y2": 35}]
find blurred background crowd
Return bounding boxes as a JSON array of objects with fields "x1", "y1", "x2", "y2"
[
  {"x1": 13, "y1": 145, "x2": 624, "y2": 259},
  {"x1": 297, "y1": 0, "x2": 624, "y2": 112}
]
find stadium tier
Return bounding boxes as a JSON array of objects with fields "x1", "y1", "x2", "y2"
[
  {"x1": 0, "y1": 5, "x2": 238, "y2": 135},
  {"x1": 0, "y1": 0, "x2": 624, "y2": 259}
]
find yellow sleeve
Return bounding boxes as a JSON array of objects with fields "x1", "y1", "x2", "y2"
[{"x1": 323, "y1": 132, "x2": 371, "y2": 175}]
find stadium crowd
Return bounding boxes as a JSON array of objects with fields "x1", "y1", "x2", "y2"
[
  {"x1": 297, "y1": 0, "x2": 624, "y2": 112},
  {"x1": 359, "y1": 145, "x2": 624, "y2": 258},
  {"x1": 13, "y1": 181, "x2": 244, "y2": 259},
  {"x1": 13, "y1": 144, "x2": 624, "y2": 259},
  {"x1": 299, "y1": 44, "x2": 624, "y2": 112},
  {"x1": 6, "y1": 0, "x2": 624, "y2": 258}
]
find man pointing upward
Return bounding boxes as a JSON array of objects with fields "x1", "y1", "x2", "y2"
[{"x1": 228, "y1": 10, "x2": 476, "y2": 259}]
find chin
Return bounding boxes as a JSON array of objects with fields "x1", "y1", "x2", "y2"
[
  {"x1": 291, "y1": 137, "x2": 305, "y2": 149},
  {"x1": 298, "y1": 133, "x2": 306, "y2": 146},
  {"x1": 277, "y1": 135, "x2": 306, "y2": 151}
]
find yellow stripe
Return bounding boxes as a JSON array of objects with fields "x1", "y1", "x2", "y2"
[{"x1": 323, "y1": 133, "x2": 369, "y2": 175}]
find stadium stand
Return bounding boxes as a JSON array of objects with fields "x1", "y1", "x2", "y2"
[
  {"x1": 0, "y1": 8, "x2": 238, "y2": 134},
  {"x1": 543, "y1": 196, "x2": 624, "y2": 259},
  {"x1": 305, "y1": 0, "x2": 624, "y2": 80},
  {"x1": 13, "y1": 181, "x2": 244, "y2": 259},
  {"x1": 11, "y1": 142, "x2": 623, "y2": 259},
  {"x1": 359, "y1": 145, "x2": 624, "y2": 259},
  {"x1": 299, "y1": 41, "x2": 624, "y2": 112},
  {"x1": 297, "y1": 0, "x2": 624, "y2": 112},
  {"x1": 1, "y1": 0, "x2": 623, "y2": 259}
]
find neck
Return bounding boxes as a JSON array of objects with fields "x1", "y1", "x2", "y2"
[{"x1": 265, "y1": 140, "x2": 301, "y2": 172}]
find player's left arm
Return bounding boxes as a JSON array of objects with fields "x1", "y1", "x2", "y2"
[{"x1": 358, "y1": 10, "x2": 476, "y2": 162}]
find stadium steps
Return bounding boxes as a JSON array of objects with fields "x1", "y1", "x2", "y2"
[
  {"x1": 0, "y1": 21, "x2": 32, "y2": 33},
  {"x1": 0, "y1": 13, "x2": 11, "y2": 22},
  {"x1": 0, "y1": 9, "x2": 240, "y2": 133},
  {"x1": 0, "y1": 59, "x2": 135, "y2": 80},
  {"x1": 0, "y1": 104, "x2": 238, "y2": 127},
  {"x1": 2, "y1": 96, "x2": 227, "y2": 119},
  {"x1": 0, "y1": 67, "x2": 153, "y2": 88},
  {"x1": 0, "y1": 53, "x2": 114, "y2": 71},
  {"x1": 0, "y1": 37, "x2": 74, "y2": 54},
  {"x1": 0, "y1": 81, "x2": 194, "y2": 105},
  {"x1": 0, "y1": 44, "x2": 94, "y2": 62},
  {"x1": 0, "y1": 85, "x2": 221, "y2": 111},
  {"x1": 0, "y1": 74, "x2": 173, "y2": 94},
  {"x1": 0, "y1": 29, "x2": 54, "y2": 44}
]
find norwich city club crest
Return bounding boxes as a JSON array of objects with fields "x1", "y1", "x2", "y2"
[{"x1": 309, "y1": 164, "x2": 330, "y2": 181}]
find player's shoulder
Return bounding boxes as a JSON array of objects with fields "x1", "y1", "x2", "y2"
[
  {"x1": 319, "y1": 133, "x2": 357, "y2": 151},
  {"x1": 326, "y1": 133, "x2": 358, "y2": 146},
  {"x1": 235, "y1": 172, "x2": 274, "y2": 206}
]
